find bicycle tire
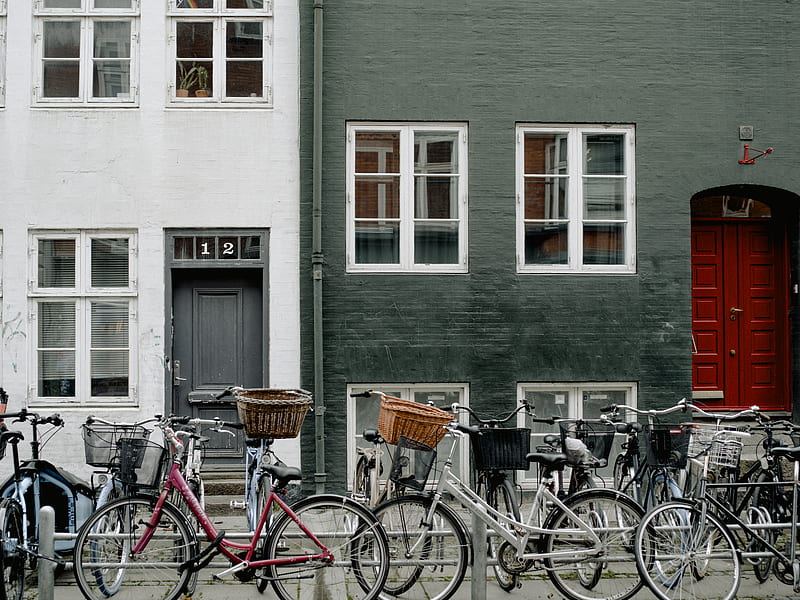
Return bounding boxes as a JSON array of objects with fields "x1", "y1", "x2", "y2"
[
  {"x1": 542, "y1": 488, "x2": 644, "y2": 600},
  {"x1": 263, "y1": 494, "x2": 390, "y2": 600},
  {"x1": 484, "y1": 475, "x2": 520, "y2": 592},
  {"x1": 634, "y1": 500, "x2": 739, "y2": 600},
  {"x1": 0, "y1": 499, "x2": 25, "y2": 600},
  {"x1": 613, "y1": 454, "x2": 636, "y2": 500},
  {"x1": 748, "y1": 470, "x2": 776, "y2": 582},
  {"x1": 254, "y1": 475, "x2": 272, "y2": 594},
  {"x1": 73, "y1": 495, "x2": 198, "y2": 600},
  {"x1": 649, "y1": 471, "x2": 681, "y2": 508},
  {"x1": 353, "y1": 453, "x2": 372, "y2": 504},
  {"x1": 372, "y1": 494, "x2": 469, "y2": 600}
]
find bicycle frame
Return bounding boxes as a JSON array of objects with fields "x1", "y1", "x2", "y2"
[
  {"x1": 411, "y1": 431, "x2": 604, "y2": 563},
  {"x1": 135, "y1": 459, "x2": 333, "y2": 574}
]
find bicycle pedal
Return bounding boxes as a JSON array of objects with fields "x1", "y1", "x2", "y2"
[{"x1": 229, "y1": 499, "x2": 246, "y2": 510}]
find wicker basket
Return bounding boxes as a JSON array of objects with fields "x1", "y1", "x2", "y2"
[
  {"x1": 378, "y1": 395, "x2": 453, "y2": 446},
  {"x1": 236, "y1": 388, "x2": 313, "y2": 439}
]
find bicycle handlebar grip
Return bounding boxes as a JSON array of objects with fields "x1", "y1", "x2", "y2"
[
  {"x1": 47, "y1": 414, "x2": 64, "y2": 427},
  {"x1": 215, "y1": 388, "x2": 234, "y2": 400},
  {"x1": 349, "y1": 391, "x2": 372, "y2": 398},
  {"x1": 171, "y1": 415, "x2": 191, "y2": 425},
  {"x1": 226, "y1": 421, "x2": 245, "y2": 430},
  {"x1": 600, "y1": 404, "x2": 616, "y2": 412}
]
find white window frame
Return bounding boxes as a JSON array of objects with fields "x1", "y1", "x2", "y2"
[
  {"x1": 29, "y1": 231, "x2": 138, "y2": 407},
  {"x1": 0, "y1": 1, "x2": 6, "y2": 107},
  {"x1": 167, "y1": 0, "x2": 273, "y2": 106},
  {"x1": 346, "y1": 123, "x2": 469, "y2": 273},
  {"x1": 346, "y1": 383, "x2": 469, "y2": 490},
  {"x1": 516, "y1": 124, "x2": 636, "y2": 274},
  {"x1": 33, "y1": 0, "x2": 140, "y2": 106},
  {"x1": 516, "y1": 382, "x2": 637, "y2": 490}
]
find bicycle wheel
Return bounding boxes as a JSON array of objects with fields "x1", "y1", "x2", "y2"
[
  {"x1": 613, "y1": 455, "x2": 636, "y2": 500},
  {"x1": 372, "y1": 494, "x2": 469, "y2": 600},
  {"x1": 353, "y1": 454, "x2": 372, "y2": 504},
  {"x1": 634, "y1": 501, "x2": 739, "y2": 600},
  {"x1": 0, "y1": 499, "x2": 24, "y2": 600},
  {"x1": 542, "y1": 488, "x2": 644, "y2": 600},
  {"x1": 485, "y1": 475, "x2": 520, "y2": 592},
  {"x1": 650, "y1": 471, "x2": 682, "y2": 507},
  {"x1": 263, "y1": 494, "x2": 390, "y2": 600},
  {"x1": 73, "y1": 496, "x2": 197, "y2": 600},
  {"x1": 748, "y1": 470, "x2": 776, "y2": 582}
]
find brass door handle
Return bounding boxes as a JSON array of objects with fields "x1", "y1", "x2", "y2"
[
  {"x1": 730, "y1": 307, "x2": 744, "y2": 313},
  {"x1": 730, "y1": 349, "x2": 736, "y2": 357}
]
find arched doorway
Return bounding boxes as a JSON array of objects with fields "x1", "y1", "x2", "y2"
[{"x1": 691, "y1": 188, "x2": 792, "y2": 411}]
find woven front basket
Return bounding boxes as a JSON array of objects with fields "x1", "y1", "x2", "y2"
[
  {"x1": 378, "y1": 395, "x2": 453, "y2": 446},
  {"x1": 236, "y1": 388, "x2": 313, "y2": 439}
]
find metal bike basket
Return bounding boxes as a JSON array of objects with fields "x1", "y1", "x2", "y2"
[
  {"x1": 708, "y1": 435, "x2": 744, "y2": 470},
  {"x1": 389, "y1": 436, "x2": 437, "y2": 491},
  {"x1": 470, "y1": 427, "x2": 531, "y2": 471},
  {"x1": 378, "y1": 395, "x2": 452, "y2": 446},
  {"x1": 559, "y1": 421, "x2": 616, "y2": 467},
  {"x1": 645, "y1": 423, "x2": 691, "y2": 469},
  {"x1": 81, "y1": 423, "x2": 151, "y2": 468},
  {"x1": 235, "y1": 388, "x2": 313, "y2": 439},
  {"x1": 118, "y1": 438, "x2": 169, "y2": 490}
]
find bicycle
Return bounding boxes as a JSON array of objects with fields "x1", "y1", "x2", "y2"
[
  {"x1": 602, "y1": 400, "x2": 695, "y2": 509},
  {"x1": 372, "y1": 410, "x2": 645, "y2": 600},
  {"x1": 453, "y1": 400, "x2": 532, "y2": 592},
  {"x1": 72, "y1": 412, "x2": 391, "y2": 600},
  {"x1": 632, "y1": 401, "x2": 793, "y2": 600}
]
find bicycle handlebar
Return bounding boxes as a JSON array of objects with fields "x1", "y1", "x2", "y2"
[
  {"x1": 450, "y1": 400, "x2": 533, "y2": 426},
  {"x1": 601, "y1": 398, "x2": 764, "y2": 423},
  {"x1": 2, "y1": 408, "x2": 64, "y2": 428}
]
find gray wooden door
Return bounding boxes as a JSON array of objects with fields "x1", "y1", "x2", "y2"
[{"x1": 171, "y1": 268, "x2": 264, "y2": 466}]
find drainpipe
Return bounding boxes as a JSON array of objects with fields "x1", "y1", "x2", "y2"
[{"x1": 312, "y1": 0, "x2": 326, "y2": 494}]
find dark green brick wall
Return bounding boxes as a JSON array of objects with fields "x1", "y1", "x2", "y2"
[{"x1": 299, "y1": 0, "x2": 800, "y2": 491}]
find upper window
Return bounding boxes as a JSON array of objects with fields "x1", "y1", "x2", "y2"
[
  {"x1": 517, "y1": 125, "x2": 635, "y2": 273},
  {"x1": 30, "y1": 231, "x2": 137, "y2": 406},
  {"x1": 33, "y1": 0, "x2": 139, "y2": 106},
  {"x1": 168, "y1": 0, "x2": 273, "y2": 105},
  {"x1": 347, "y1": 123, "x2": 468, "y2": 273}
]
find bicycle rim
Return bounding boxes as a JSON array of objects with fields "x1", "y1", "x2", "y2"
[
  {"x1": 543, "y1": 489, "x2": 644, "y2": 600},
  {"x1": 264, "y1": 495, "x2": 389, "y2": 600},
  {"x1": 73, "y1": 496, "x2": 197, "y2": 600},
  {"x1": 0, "y1": 500, "x2": 25, "y2": 600},
  {"x1": 254, "y1": 477, "x2": 271, "y2": 594},
  {"x1": 373, "y1": 494, "x2": 469, "y2": 600},
  {"x1": 634, "y1": 502, "x2": 739, "y2": 600},
  {"x1": 487, "y1": 476, "x2": 520, "y2": 592}
]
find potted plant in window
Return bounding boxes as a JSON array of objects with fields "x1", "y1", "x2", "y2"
[
  {"x1": 177, "y1": 62, "x2": 199, "y2": 97},
  {"x1": 194, "y1": 66, "x2": 210, "y2": 97}
]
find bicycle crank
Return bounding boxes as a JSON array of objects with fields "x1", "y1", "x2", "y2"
[{"x1": 497, "y1": 541, "x2": 534, "y2": 574}]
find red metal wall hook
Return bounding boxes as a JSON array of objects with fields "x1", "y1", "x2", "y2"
[{"x1": 739, "y1": 143, "x2": 774, "y2": 164}]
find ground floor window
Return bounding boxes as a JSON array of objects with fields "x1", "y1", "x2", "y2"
[
  {"x1": 517, "y1": 382, "x2": 637, "y2": 490},
  {"x1": 346, "y1": 384, "x2": 469, "y2": 490}
]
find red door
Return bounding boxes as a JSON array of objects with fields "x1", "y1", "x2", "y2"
[{"x1": 692, "y1": 221, "x2": 789, "y2": 410}]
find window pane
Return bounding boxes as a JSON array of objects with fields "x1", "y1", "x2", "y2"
[
  {"x1": 227, "y1": 0, "x2": 265, "y2": 8},
  {"x1": 38, "y1": 302, "x2": 76, "y2": 398},
  {"x1": 524, "y1": 177, "x2": 567, "y2": 219},
  {"x1": 582, "y1": 390, "x2": 627, "y2": 419},
  {"x1": 355, "y1": 176, "x2": 400, "y2": 219},
  {"x1": 44, "y1": 0, "x2": 81, "y2": 8},
  {"x1": 93, "y1": 61, "x2": 130, "y2": 97},
  {"x1": 414, "y1": 221, "x2": 459, "y2": 264},
  {"x1": 355, "y1": 132, "x2": 400, "y2": 174},
  {"x1": 585, "y1": 134, "x2": 624, "y2": 175},
  {"x1": 91, "y1": 238, "x2": 129, "y2": 287},
  {"x1": 227, "y1": 22, "x2": 262, "y2": 57},
  {"x1": 583, "y1": 179, "x2": 626, "y2": 220},
  {"x1": 38, "y1": 239, "x2": 76, "y2": 288},
  {"x1": 94, "y1": 22, "x2": 130, "y2": 58},
  {"x1": 414, "y1": 132, "x2": 458, "y2": 174},
  {"x1": 91, "y1": 301, "x2": 129, "y2": 397},
  {"x1": 177, "y1": 0, "x2": 213, "y2": 8},
  {"x1": 43, "y1": 62, "x2": 80, "y2": 97},
  {"x1": 355, "y1": 222, "x2": 399, "y2": 264},
  {"x1": 226, "y1": 61, "x2": 261, "y2": 97},
  {"x1": 583, "y1": 223, "x2": 625, "y2": 264},
  {"x1": 44, "y1": 21, "x2": 80, "y2": 58},
  {"x1": 524, "y1": 133, "x2": 568, "y2": 175},
  {"x1": 174, "y1": 237, "x2": 194, "y2": 259},
  {"x1": 177, "y1": 22, "x2": 213, "y2": 58},
  {"x1": 95, "y1": 0, "x2": 134, "y2": 7},
  {"x1": 241, "y1": 236, "x2": 261, "y2": 259},
  {"x1": 525, "y1": 223, "x2": 568, "y2": 265},
  {"x1": 414, "y1": 176, "x2": 457, "y2": 219}
]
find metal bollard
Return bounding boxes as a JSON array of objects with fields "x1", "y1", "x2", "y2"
[
  {"x1": 38, "y1": 506, "x2": 55, "y2": 600},
  {"x1": 471, "y1": 511, "x2": 487, "y2": 600}
]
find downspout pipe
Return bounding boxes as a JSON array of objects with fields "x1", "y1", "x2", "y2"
[{"x1": 312, "y1": 0, "x2": 326, "y2": 494}]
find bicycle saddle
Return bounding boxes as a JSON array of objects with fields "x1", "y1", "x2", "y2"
[
  {"x1": 772, "y1": 446, "x2": 800, "y2": 461},
  {"x1": 263, "y1": 462, "x2": 302, "y2": 489},
  {"x1": 526, "y1": 452, "x2": 568, "y2": 470}
]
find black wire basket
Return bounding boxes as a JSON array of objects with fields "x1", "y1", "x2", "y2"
[
  {"x1": 82, "y1": 423, "x2": 151, "y2": 468},
  {"x1": 470, "y1": 427, "x2": 531, "y2": 471},
  {"x1": 645, "y1": 423, "x2": 691, "y2": 468},
  {"x1": 389, "y1": 436, "x2": 437, "y2": 491},
  {"x1": 559, "y1": 421, "x2": 616, "y2": 467},
  {"x1": 118, "y1": 438, "x2": 169, "y2": 491}
]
